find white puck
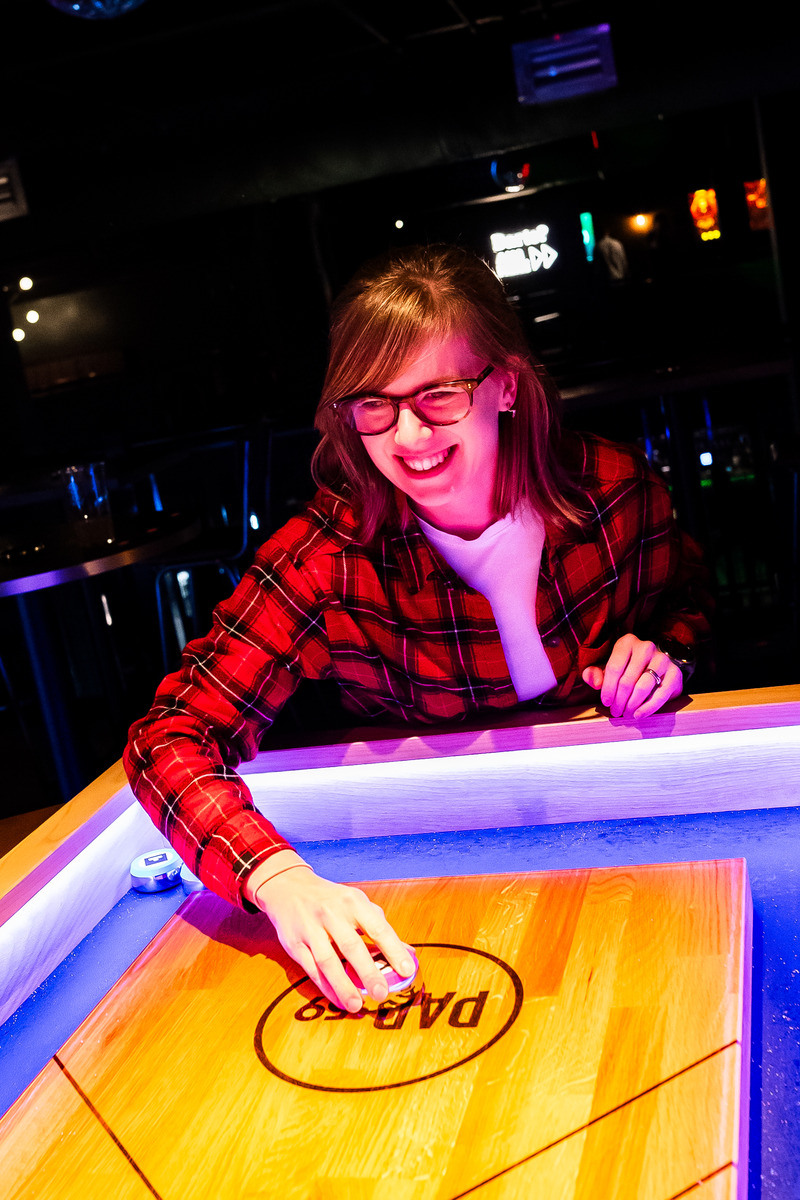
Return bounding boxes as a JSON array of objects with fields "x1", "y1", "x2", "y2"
[{"x1": 130, "y1": 848, "x2": 183, "y2": 892}]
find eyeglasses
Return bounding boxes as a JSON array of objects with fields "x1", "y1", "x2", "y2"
[{"x1": 332, "y1": 365, "x2": 494, "y2": 436}]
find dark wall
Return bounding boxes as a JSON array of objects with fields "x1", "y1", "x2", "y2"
[
  {"x1": 2, "y1": 3, "x2": 799, "y2": 802},
  {"x1": 1, "y1": 3, "x2": 799, "y2": 467}
]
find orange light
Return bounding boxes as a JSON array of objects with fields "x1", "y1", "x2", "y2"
[
  {"x1": 689, "y1": 189, "x2": 719, "y2": 237},
  {"x1": 743, "y1": 178, "x2": 772, "y2": 230},
  {"x1": 627, "y1": 212, "x2": 654, "y2": 235}
]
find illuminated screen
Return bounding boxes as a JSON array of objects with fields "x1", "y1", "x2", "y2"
[
  {"x1": 490, "y1": 226, "x2": 559, "y2": 279},
  {"x1": 512, "y1": 24, "x2": 617, "y2": 105}
]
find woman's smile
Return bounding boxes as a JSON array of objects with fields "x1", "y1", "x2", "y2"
[
  {"x1": 360, "y1": 335, "x2": 516, "y2": 537},
  {"x1": 396, "y1": 445, "x2": 456, "y2": 475}
]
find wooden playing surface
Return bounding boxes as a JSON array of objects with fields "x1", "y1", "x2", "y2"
[{"x1": 2, "y1": 859, "x2": 752, "y2": 1200}]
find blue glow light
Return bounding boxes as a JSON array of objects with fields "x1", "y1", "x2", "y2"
[{"x1": 48, "y1": 0, "x2": 149, "y2": 17}]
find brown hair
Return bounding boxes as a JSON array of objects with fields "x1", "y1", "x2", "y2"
[{"x1": 313, "y1": 243, "x2": 587, "y2": 542}]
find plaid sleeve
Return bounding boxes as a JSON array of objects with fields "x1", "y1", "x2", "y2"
[
  {"x1": 539, "y1": 434, "x2": 714, "y2": 702},
  {"x1": 124, "y1": 523, "x2": 334, "y2": 908}
]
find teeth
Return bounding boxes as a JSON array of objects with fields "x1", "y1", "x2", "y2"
[{"x1": 403, "y1": 448, "x2": 450, "y2": 472}]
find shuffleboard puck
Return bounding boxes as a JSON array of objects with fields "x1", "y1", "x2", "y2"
[
  {"x1": 345, "y1": 946, "x2": 422, "y2": 1011},
  {"x1": 130, "y1": 849, "x2": 183, "y2": 892}
]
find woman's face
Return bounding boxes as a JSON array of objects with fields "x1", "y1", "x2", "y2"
[{"x1": 359, "y1": 335, "x2": 517, "y2": 538}]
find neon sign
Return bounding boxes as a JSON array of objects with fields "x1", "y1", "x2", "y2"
[
  {"x1": 689, "y1": 189, "x2": 720, "y2": 241},
  {"x1": 580, "y1": 212, "x2": 595, "y2": 262},
  {"x1": 491, "y1": 226, "x2": 559, "y2": 278},
  {"x1": 744, "y1": 178, "x2": 772, "y2": 231}
]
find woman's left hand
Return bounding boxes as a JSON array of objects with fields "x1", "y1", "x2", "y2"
[{"x1": 581, "y1": 633, "x2": 684, "y2": 719}]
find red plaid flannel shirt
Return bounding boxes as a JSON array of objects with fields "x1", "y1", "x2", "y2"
[{"x1": 125, "y1": 433, "x2": 711, "y2": 906}]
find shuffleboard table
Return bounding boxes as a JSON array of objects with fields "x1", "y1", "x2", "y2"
[{"x1": 1, "y1": 685, "x2": 798, "y2": 1199}]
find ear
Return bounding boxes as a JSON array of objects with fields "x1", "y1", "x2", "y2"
[{"x1": 495, "y1": 368, "x2": 518, "y2": 412}]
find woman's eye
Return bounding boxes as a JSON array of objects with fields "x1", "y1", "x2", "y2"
[
  {"x1": 420, "y1": 388, "x2": 460, "y2": 404},
  {"x1": 356, "y1": 398, "x2": 390, "y2": 413}
]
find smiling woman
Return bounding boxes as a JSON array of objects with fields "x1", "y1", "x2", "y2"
[
  {"x1": 354, "y1": 337, "x2": 510, "y2": 537},
  {"x1": 124, "y1": 243, "x2": 713, "y2": 1018},
  {"x1": 314, "y1": 243, "x2": 587, "y2": 544}
]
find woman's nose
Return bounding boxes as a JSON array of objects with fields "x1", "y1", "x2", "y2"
[{"x1": 393, "y1": 403, "x2": 433, "y2": 448}]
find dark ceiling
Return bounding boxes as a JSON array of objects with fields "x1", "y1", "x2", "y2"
[
  {"x1": 2, "y1": 0, "x2": 800, "y2": 247},
  {"x1": 2, "y1": 2, "x2": 799, "y2": 461}
]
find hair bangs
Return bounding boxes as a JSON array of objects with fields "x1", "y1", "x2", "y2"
[{"x1": 323, "y1": 279, "x2": 464, "y2": 404}]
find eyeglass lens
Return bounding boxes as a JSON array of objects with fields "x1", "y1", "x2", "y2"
[{"x1": 348, "y1": 385, "x2": 471, "y2": 434}]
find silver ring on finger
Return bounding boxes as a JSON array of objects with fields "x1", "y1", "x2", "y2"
[{"x1": 646, "y1": 667, "x2": 663, "y2": 688}]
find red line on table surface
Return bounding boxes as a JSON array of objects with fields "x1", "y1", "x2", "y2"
[{"x1": 54, "y1": 1055, "x2": 165, "y2": 1200}]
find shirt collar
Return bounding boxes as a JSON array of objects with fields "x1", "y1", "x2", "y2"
[
  {"x1": 385, "y1": 502, "x2": 602, "y2": 592},
  {"x1": 385, "y1": 518, "x2": 462, "y2": 594}
]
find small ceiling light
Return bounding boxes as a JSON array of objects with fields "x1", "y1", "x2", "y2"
[
  {"x1": 26, "y1": 310, "x2": 40, "y2": 324},
  {"x1": 12, "y1": 328, "x2": 25, "y2": 342},
  {"x1": 395, "y1": 219, "x2": 404, "y2": 229},
  {"x1": 627, "y1": 212, "x2": 654, "y2": 235},
  {"x1": 19, "y1": 277, "x2": 33, "y2": 291}
]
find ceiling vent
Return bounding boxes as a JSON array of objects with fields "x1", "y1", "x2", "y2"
[{"x1": 513, "y1": 24, "x2": 618, "y2": 106}]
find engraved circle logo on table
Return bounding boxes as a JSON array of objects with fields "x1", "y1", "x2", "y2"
[{"x1": 254, "y1": 943, "x2": 524, "y2": 1092}]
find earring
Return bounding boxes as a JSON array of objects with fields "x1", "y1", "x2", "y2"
[{"x1": 503, "y1": 406, "x2": 516, "y2": 417}]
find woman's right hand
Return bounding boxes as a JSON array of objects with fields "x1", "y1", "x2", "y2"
[{"x1": 246, "y1": 851, "x2": 414, "y2": 1012}]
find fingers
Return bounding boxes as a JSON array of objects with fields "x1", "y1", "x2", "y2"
[
  {"x1": 258, "y1": 870, "x2": 410, "y2": 1013},
  {"x1": 290, "y1": 937, "x2": 357, "y2": 1012},
  {"x1": 583, "y1": 634, "x2": 684, "y2": 720},
  {"x1": 355, "y1": 893, "x2": 415, "y2": 980},
  {"x1": 315, "y1": 893, "x2": 415, "y2": 1010},
  {"x1": 582, "y1": 665, "x2": 604, "y2": 690},
  {"x1": 597, "y1": 634, "x2": 654, "y2": 714},
  {"x1": 630, "y1": 661, "x2": 683, "y2": 718}
]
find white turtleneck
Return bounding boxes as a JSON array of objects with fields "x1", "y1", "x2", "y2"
[{"x1": 417, "y1": 503, "x2": 557, "y2": 701}]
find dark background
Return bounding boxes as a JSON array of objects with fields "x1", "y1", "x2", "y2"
[{"x1": 1, "y1": 0, "x2": 799, "y2": 809}]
